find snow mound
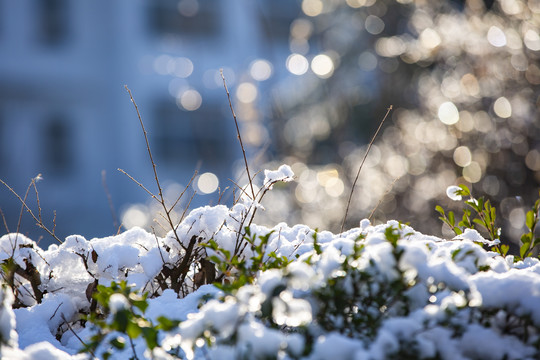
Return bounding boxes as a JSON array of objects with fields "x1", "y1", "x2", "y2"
[{"x1": 0, "y1": 205, "x2": 539, "y2": 359}]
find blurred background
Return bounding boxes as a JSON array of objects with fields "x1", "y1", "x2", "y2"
[{"x1": 0, "y1": 0, "x2": 538, "y2": 249}]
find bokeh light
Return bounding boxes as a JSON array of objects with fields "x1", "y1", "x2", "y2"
[
  {"x1": 286, "y1": 54, "x2": 309, "y2": 75},
  {"x1": 487, "y1": 26, "x2": 507, "y2": 47},
  {"x1": 250, "y1": 59, "x2": 273, "y2": 81},
  {"x1": 197, "y1": 172, "x2": 219, "y2": 194},
  {"x1": 121, "y1": 205, "x2": 149, "y2": 229},
  {"x1": 236, "y1": 82, "x2": 258, "y2": 104},
  {"x1": 438, "y1": 102, "x2": 459, "y2": 125},
  {"x1": 302, "y1": 0, "x2": 323, "y2": 17},
  {"x1": 311, "y1": 54, "x2": 335, "y2": 78},
  {"x1": 453, "y1": 146, "x2": 472, "y2": 167},
  {"x1": 365, "y1": 15, "x2": 385, "y2": 35},
  {"x1": 251, "y1": 0, "x2": 540, "y2": 246},
  {"x1": 177, "y1": 89, "x2": 202, "y2": 111},
  {"x1": 493, "y1": 97, "x2": 512, "y2": 118}
]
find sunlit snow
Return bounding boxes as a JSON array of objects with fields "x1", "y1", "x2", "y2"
[{"x1": 1, "y1": 201, "x2": 539, "y2": 359}]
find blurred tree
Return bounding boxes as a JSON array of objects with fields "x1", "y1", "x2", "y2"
[{"x1": 254, "y1": 0, "x2": 540, "y2": 246}]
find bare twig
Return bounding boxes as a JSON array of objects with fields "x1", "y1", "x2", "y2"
[
  {"x1": 102, "y1": 170, "x2": 120, "y2": 231},
  {"x1": 151, "y1": 228, "x2": 166, "y2": 265},
  {"x1": 0, "y1": 177, "x2": 62, "y2": 244},
  {"x1": 220, "y1": 69, "x2": 255, "y2": 201},
  {"x1": 15, "y1": 179, "x2": 33, "y2": 250},
  {"x1": 0, "y1": 208, "x2": 9, "y2": 234},
  {"x1": 368, "y1": 176, "x2": 401, "y2": 221},
  {"x1": 125, "y1": 86, "x2": 163, "y2": 199},
  {"x1": 217, "y1": 186, "x2": 230, "y2": 204},
  {"x1": 176, "y1": 191, "x2": 196, "y2": 230},
  {"x1": 341, "y1": 105, "x2": 393, "y2": 233},
  {"x1": 52, "y1": 211, "x2": 57, "y2": 237},
  {"x1": 117, "y1": 168, "x2": 156, "y2": 199},
  {"x1": 61, "y1": 314, "x2": 96, "y2": 358},
  {"x1": 129, "y1": 336, "x2": 140, "y2": 360},
  {"x1": 227, "y1": 178, "x2": 252, "y2": 202},
  {"x1": 169, "y1": 171, "x2": 197, "y2": 213},
  {"x1": 32, "y1": 178, "x2": 43, "y2": 222},
  {"x1": 123, "y1": 86, "x2": 192, "y2": 252},
  {"x1": 49, "y1": 302, "x2": 63, "y2": 321},
  {"x1": 170, "y1": 235, "x2": 198, "y2": 293}
]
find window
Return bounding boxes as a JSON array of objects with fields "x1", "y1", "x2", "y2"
[
  {"x1": 153, "y1": 100, "x2": 233, "y2": 172},
  {"x1": 148, "y1": 0, "x2": 220, "y2": 37},
  {"x1": 44, "y1": 117, "x2": 72, "y2": 174},
  {"x1": 39, "y1": 0, "x2": 68, "y2": 46}
]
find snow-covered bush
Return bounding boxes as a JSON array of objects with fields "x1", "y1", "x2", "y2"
[{"x1": 1, "y1": 196, "x2": 540, "y2": 359}]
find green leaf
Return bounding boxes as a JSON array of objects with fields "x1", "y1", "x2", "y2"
[
  {"x1": 157, "y1": 316, "x2": 177, "y2": 331},
  {"x1": 435, "y1": 205, "x2": 445, "y2": 216},
  {"x1": 520, "y1": 242, "x2": 530, "y2": 259},
  {"x1": 221, "y1": 248, "x2": 231, "y2": 259},
  {"x1": 476, "y1": 197, "x2": 484, "y2": 211},
  {"x1": 473, "y1": 218, "x2": 485, "y2": 229},
  {"x1": 521, "y1": 233, "x2": 532, "y2": 246},
  {"x1": 131, "y1": 298, "x2": 149, "y2": 313},
  {"x1": 448, "y1": 211, "x2": 455, "y2": 227},
  {"x1": 113, "y1": 311, "x2": 130, "y2": 332},
  {"x1": 500, "y1": 244, "x2": 510, "y2": 256},
  {"x1": 313, "y1": 232, "x2": 322, "y2": 255},
  {"x1": 526, "y1": 210, "x2": 535, "y2": 230},
  {"x1": 126, "y1": 321, "x2": 142, "y2": 339},
  {"x1": 458, "y1": 184, "x2": 470, "y2": 196},
  {"x1": 110, "y1": 336, "x2": 126, "y2": 350},
  {"x1": 142, "y1": 327, "x2": 159, "y2": 349}
]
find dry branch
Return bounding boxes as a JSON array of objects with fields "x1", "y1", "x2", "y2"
[{"x1": 341, "y1": 105, "x2": 393, "y2": 233}]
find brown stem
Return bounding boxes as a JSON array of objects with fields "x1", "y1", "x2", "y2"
[
  {"x1": 220, "y1": 70, "x2": 255, "y2": 201},
  {"x1": 341, "y1": 105, "x2": 393, "y2": 233},
  {"x1": 170, "y1": 235, "x2": 198, "y2": 293}
]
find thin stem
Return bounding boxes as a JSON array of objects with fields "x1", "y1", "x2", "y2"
[
  {"x1": 124, "y1": 86, "x2": 188, "y2": 251},
  {"x1": 129, "y1": 336, "x2": 140, "y2": 360},
  {"x1": 368, "y1": 176, "x2": 401, "y2": 221},
  {"x1": 220, "y1": 69, "x2": 255, "y2": 201},
  {"x1": 62, "y1": 313, "x2": 96, "y2": 358},
  {"x1": 125, "y1": 86, "x2": 163, "y2": 200},
  {"x1": 0, "y1": 177, "x2": 62, "y2": 244},
  {"x1": 170, "y1": 171, "x2": 197, "y2": 213},
  {"x1": 0, "y1": 208, "x2": 9, "y2": 233},
  {"x1": 341, "y1": 105, "x2": 393, "y2": 233},
  {"x1": 117, "y1": 168, "x2": 156, "y2": 199}
]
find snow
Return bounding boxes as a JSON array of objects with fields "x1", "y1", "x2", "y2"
[
  {"x1": 108, "y1": 294, "x2": 130, "y2": 313},
  {"x1": 446, "y1": 185, "x2": 463, "y2": 201},
  {"x1": 0, "y1": 285, "x2": 18, "y2": 348},
  {"x1": 1, "y1": 201, "x2": 540, "y2": 359},
  {"x1": 263, "y1": 164, "x2": 294, "y2": 190},
  {"x1": 453, "y1": 228, "x2": 500, "y2": 247}
]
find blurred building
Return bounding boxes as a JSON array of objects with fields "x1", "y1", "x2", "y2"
[{"x1": 0, "y1": 0, "x2": 300, "y2": 243}]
